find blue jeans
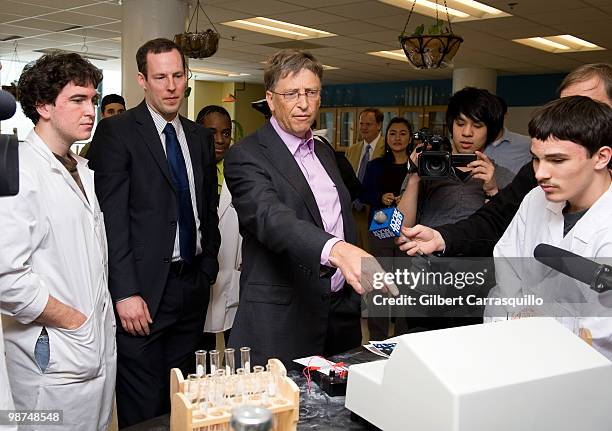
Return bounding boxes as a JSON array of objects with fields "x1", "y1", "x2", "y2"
[{"x1": 34, "y1": 330, "x2": 49, "y2": 372}]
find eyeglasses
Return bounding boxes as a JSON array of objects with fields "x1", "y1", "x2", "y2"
[{"x1": 269, "y1": 89, "x2": 320, "y2": 102}]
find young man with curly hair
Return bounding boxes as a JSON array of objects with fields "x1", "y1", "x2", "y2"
[{"x1": 0, "y1": 53, "x2": 116, "y2": 430}]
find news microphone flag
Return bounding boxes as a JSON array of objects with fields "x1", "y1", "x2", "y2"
[{"x1": 369, "y1": 207, "x2": 404, "y2": 239}]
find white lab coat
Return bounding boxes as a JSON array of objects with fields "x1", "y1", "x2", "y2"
[
  {"x1": 486, "y1": 184, "x2": 612, "y2": 360},
  {"x1": 0, "y1": 131, "x2": 116, "y2": 430},
  {"x1": 204, "y1": 180, "x2": 242, "y2": 333}
]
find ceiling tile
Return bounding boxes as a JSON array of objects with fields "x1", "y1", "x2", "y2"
[
  {"x1": 215, "y1": 0, "x2": 306, "y2": 16},
  {"x1": 70, "y1": 3, "x2": 122, "y2": 20},
  {"x1": 318, "y1": 1, "x2": 405, "y2": 19}
]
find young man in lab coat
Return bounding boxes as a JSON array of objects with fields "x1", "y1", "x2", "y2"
[
  {"x1": 0, "y1": 53, "x2": 116, "y2": 430},
  {"x1": 486, "y1": 96, "x2": 612, "y2": 359}
]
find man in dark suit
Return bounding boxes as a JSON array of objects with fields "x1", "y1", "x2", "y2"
[
  {"x1": 88, "y1": 38, "x2": 220, "y2": 427},
  {"x1": 224, "y1": 49, "x2": 394, "y2": 367}
]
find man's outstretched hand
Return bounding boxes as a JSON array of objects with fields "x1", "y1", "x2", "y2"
[{"x1": 329, "y1": 241, "x2": 399, "y2": 296}]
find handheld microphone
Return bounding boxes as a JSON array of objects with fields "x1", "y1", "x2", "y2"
[
  {"x1": 369, "y1": 207, "x2": 404, "y2": 239},
  {"x1": 0, "y1": 90, "x2": 17, "y2": 121},
  {"x1": 533, "y1": 243, "x2": 612, "y2": 294}
]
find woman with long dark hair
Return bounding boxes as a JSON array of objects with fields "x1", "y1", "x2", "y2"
[{"x1": 360, "y1": 117, "x2": 413, "y2": 340}]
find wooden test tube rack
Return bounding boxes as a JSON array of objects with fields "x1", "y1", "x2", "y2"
[{"x1": 170, "y1": 359, "x2": 299, "y2": 431}]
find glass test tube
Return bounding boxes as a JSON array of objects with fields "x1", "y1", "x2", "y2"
[
  {"x1": 187, "y1": 373, "x2": 199, "y2": 402},
  {"x1": 224, "y1": 348, "x2": 236, "y2": 375},
  {"x1": 240, "y1": 347, "x2": 251, "y2": 373},
  {"x1": 266, "y1": 363, "x2": 278, "y2": 399},
  {"x1": 209, "y1": 349, "x2": 220, "y2": 374},
  {"x1": 235, "y1": 368, "x2": 246, "y2": 404},
  {"x1": 195, "y1": 350, "x2": 207, "y2": 377},
  {"x1": 253, "y1": 366, "x2": 265, "y2": 401}
]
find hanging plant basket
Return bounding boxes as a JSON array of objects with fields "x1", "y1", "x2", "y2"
[
  {"x1": 175, "y1": 29, "x2": 219, "y2": 59},
  {"x1": 398, "y1": 0, "x2": 463, "y2": 70},
  {"x1": 174, "y1": 0, "x2": 220, "y2": 59},
  {"x1": 399, "y1": 33, "x2": 463, "y2": 69}
]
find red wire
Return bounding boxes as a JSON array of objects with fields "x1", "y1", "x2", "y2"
[{"x1": 302, "y1": 356, "x2": 348, "y2": 393}]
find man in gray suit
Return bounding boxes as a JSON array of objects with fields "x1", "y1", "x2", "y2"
[{"x1": 224, "y1": 49, "x2": 394, "y2": 366}]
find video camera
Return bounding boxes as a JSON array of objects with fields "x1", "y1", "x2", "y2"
[
  {"x1": 414, "y1": 128, "x2": 476, "y2": 179},
  {"x1": 0, "y1": 89, "x2": 19, "y2": 196}
]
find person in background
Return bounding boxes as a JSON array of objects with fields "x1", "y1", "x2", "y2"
[
  {"x1": 345, "y1": 108, "x2": 386, "y2": 252},
  {"x1": 0, "y1": 52, "x2": 115, "y2": 430},
  {"x1": 361, "y1": 117, "x2": 413, "y2": 255},
  {"x1": 399, "y1": 87, "x2": 515, "y2": 230},
  {"x1": 196, "y1": 105, "x2": 232, "y2": 198},
  {"x1": 197, "y1": 105, "x2": 241, "y2": 351},
  {"x1": 79, "y1": 93, "x2": 126, "y2": 157},
  {"x1": 360, "y1": 116, "x2": 413, "y2": 340},
  {"x1": 483, "y1": 96, "x2": 532, "y2": 175},
  {"x1": 396, "y1": 87, "x2": 514, "y2": 333}
]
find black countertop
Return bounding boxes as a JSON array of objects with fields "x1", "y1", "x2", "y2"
[{"x1": 124, "y1": 348, "x2": 384, "y2": 431}]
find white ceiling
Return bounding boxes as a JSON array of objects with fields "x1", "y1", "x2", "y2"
[{"x1": 0, "y1": 0, "x2": 611, "y2": 84}]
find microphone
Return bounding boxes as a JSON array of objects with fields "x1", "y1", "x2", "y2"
[
  {"x1": 533, "y1": 243, "x2": 612, "y2": 294},
  {"x1": 369, "y1": 207, "x2": 404, "y2": 240},
  {"x1": 0, "y1": 90, "x2": 17, "y2": 121}
]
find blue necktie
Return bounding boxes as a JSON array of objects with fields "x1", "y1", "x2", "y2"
[
  {"x1": 163, "y1": 123, "x2": 196, "y2": 263},
  {"x1": 354, "y1": 144, "x2": 371, "y2": 211},
  {"x1": 358, "y1": 143, "x2": 371, "y2": 182}
]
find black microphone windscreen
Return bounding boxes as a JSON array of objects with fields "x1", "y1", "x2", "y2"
[
  {"x1": 533, "y1": 243, "x2": 599, "y2": 286},
  {"x1": 0, "y1": 90, "x2": 17, "y2": 121}
]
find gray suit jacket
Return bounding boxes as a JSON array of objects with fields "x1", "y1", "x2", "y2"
[{"x1": 224, "y1": 121, "x2": 357, "y2": 366}]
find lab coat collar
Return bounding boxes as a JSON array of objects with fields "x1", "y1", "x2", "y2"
[
  {"x1": 25, "y1": 130, "x2": 94, "y2": 211},
  {"x1": 545, "y1": 183, "x2": 612, "y2": 247}
]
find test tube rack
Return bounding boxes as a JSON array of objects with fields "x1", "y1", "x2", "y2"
[{"x1": 170, "y1": 359, "x2": 299, "y2": 431}]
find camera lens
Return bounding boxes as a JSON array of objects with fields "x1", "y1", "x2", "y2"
[{"x1": 422, "y1": 154, "x2": 449, "y2": 177}]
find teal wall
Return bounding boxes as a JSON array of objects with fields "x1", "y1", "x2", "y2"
[{"x1": 322, "y1": 73, "x2": 566, "y2": 108}]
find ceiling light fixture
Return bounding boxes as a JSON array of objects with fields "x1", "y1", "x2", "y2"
[
  {"x1": 452, "y1": 0, "x2": 502, "y2": 15},
  {"x1": 190, "y1": 67, "x2": 250, "y2": 77},
  {"x1": 513, "y1": 35, "x2": 604, "y2": 53},
  {"x1": 368, "y1": 50, "x2": 410, "y2": 62},
  {"x1": 555, "y1": 35, "x2": 599, "y2": 48},
  {"x1": 379, "y1": 0, "x2": 510, "y2": 21},
  {"x1": 222, "y1": 17, "x2": 335, "y2": 40}
]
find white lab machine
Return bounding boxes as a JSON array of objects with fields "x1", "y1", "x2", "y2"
[{"x1": 345, "y1": 318, "x2": 612, "y2": 431}]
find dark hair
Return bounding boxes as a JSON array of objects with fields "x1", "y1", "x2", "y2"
[
  {"x1": 446, "y1": 87, "x2": 504, "y2": 146},
  {"x1": 528, "y1": 95, "x2": 612, "y2": 166},
  {"x1": 136, "y1": 38, "x2": 186, "y2": 78},
  {"x1": 18, "y1": 53, "x2": 102, "y2": 124},
  {"x1": 264, "y1": 49, "x2": 323, "y2": 91},
  {"x1": 196, "y1": 105, "x2": 231, "y2": 125},
  {"x1": 497, "y1": 95, "x2": 508, "y2": 116},
  {"x1": 559, "y1": 63, "x2": 612, "y2": 102},
  {"x1": 101, "y1": 93, "x2": 125, "y2": 112},
  {"x1": 383, "y1": 117, "x2": 413, "y2": 162},
  {"x1": 360, "y1": 108, "x2": 384, "y2": 125}
]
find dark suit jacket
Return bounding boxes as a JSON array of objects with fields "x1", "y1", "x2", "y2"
[
  {"x1": 224, "y1": 121, "x2": 357, "y2": 366},
  {"x1": 87, "y1": 101, "x2": 220, "y2": 318}
]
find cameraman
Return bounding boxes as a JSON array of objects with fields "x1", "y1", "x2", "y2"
[{"x1": 398, "y1": 87, "x2": 515, "y2": 229}]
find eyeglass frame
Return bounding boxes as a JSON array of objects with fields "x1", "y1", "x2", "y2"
[{"x1": 268, "y1": 88, "x2": 321, "y2": 102}]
